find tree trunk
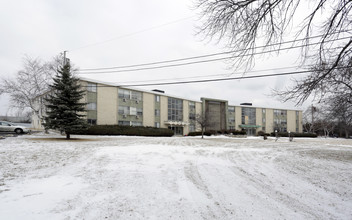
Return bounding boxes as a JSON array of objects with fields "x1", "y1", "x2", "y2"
[
  {"x1": 66, "y1": 133, "x2": 70, "y2": 139},
  {"x1": 201, "y1": 128, "x2": 204, "y2": 139}
]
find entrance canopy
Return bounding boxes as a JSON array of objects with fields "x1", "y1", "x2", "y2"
[
  {"x1": 239, "y1": 124, "x2": 261, "y2": 128},
  {"x1": 164, "y1": 121, "x2": 189, "y2": 127}
]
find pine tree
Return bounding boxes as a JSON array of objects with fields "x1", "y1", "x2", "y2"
[{"x1": 44, "y1": 63, "x2": 87, "y2": 139}]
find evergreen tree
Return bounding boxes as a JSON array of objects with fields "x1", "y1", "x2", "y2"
[{"x1": 44, "y1": 63, "x2": 87, "y2": 139}]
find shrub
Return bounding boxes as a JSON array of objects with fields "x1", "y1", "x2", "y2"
[
  {"x1": 188, "y1": 131, "x2": 212, "y2": 136},
  {"x1": 72, "y1": 125, "x2": 174, "y2": 137},
  {"x1": 229, "y1": 130, "x2": 246, "y2": 135},
  {"x1": 257, "y1": 130, "x2": 270, "y2": 136},
  {"x1": 270, "y1": 132, "x2": 317, "y2": 138}
]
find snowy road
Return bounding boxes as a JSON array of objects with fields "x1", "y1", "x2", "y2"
[{"x1": 0, "y1": 134, "x2": 351, "y2": 219}]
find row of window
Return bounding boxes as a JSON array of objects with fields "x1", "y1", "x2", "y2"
[
  {"x1": 118, "y1": 106, "x2": 143, "y2": 116},
  {"x1": 87, "y1": 84, "x2": 143, "y2": 102},
  {"x1": 86, "y1": 84, "x2": 299, "y2": 131},
  {"x1": 228, "y1": 106, "x2": 235, "y2": 112},
  {"x1": 228, "y1": 116, "x2": 235, "y2": 123},
  {"x1": 87, "y1": 83, "x2": 97, "y2": 92},
  {"x1": 189, "y1": 101, "x2": 196, "y2": 132},
  {"x1": 189, "y1": 101, "x2": 195, "y2": 111},
  {"x1": 241, "y1": 107, "x2": 256, "y2": 125},
  {"x1": 168, "y1": 97, "x2": 183, "y2": 121},
  {"x1": 118, "y1": 120, "x2": 143, "y2": 126},
  {"x1": 118, "y1": 89, "x2": 143, "y2": 101},
  {"x1": 274, "y1": 109, "x2": 287, "y2": 116}
]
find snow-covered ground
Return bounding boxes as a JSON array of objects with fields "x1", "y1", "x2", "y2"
[{"x1": 0, "y1": 134, "x2": 351, "y2": 220}]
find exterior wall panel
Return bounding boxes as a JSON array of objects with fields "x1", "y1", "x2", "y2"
[
  {"x1": 235, "y1": 106, "x2": 242, "y2": 130},
  {"x1": 298, "y1": 111, "x2": 303, "y2": 132},
  {"x1": 287, "y1": 110, "x2": 296, "y2": 132},
  {"x1": 97, "y1": 85, "x2": 117, "y2": 124},
  {"x1": 143, "y1": 92, "x2": 154, "y2": 127},
  {"x1": 183, "y1": 100, "x2": 189, "y2": 135},
  {"x1": 195, "y1": 102, "x2": 202, "y2": 131},
  {"x1": 256, "y1": 108, "x2": 263, "y2": 133},
  {"x1": 266, "y1": 109, "x2": 274, "y2": 132},
  {"x1": 160, "y1": 96, "x2": 168, "y2": 128}
]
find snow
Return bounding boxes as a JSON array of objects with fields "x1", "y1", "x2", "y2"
[{"x1": 0, "y1": 134, "x2": 352, "y2": 219}]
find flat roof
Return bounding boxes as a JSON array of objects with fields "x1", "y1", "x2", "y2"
[
  {"x1": 79, "y1": 77, "x2": 201, "y2": 103},
  {"x1": 79, "y1": 77, "x2": 302, "y2": 111}
]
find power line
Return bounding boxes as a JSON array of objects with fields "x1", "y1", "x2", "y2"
[
  {"x1": 81, "y1": 66, "x2": 349, "y2": 87},
  {"x1": 119, "y1": 70, "x2": 312, "y2": 87},
  {"x1": 77, "y1": 37, "x2": 350, "y2": 74},
  {"x1": 78, "y1": 32, "x2": 351, "y2": 72},
  {"x1": 112, "y1": 65, "x2": 310, "y2": 84},
  {"x1": 117, "y1": 66, "x2": 350, "y2": 87},
  {"x1": 69, "y1": 15, "x2": 195, "y2": 52}
]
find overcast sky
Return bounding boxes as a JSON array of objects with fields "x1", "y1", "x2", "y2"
[{"x1": 0, "y1": 0, "x2": 315, "y2": 116}]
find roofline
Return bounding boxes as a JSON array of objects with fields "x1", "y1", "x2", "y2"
[
  {"x1": 78, "y1": 77, "x2": 302, "y2": 111},
  {"x1": 78, "y1": 76, "x2": 202, "y2": 103}
]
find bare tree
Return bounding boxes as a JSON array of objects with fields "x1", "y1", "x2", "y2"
[
  {"x1": 0, "y1": 55, "x2": 62, "y2": 118},
  {"x1": 302, "y1": 105, "x2": 319, "y2": 133},
  {"x1": 316, "y1": 118, "x2": 336, "y2": 138},
  {"x1": 314, "y1": 104, "x2": 336, "y2": 137},
  {"x1": 195, "y1": 113, "x2": 212, "y2": 139},
  {"x1": 276, "y1": 59, "x2": 352, "y2": 104},
  {"x1": 196, "y1": 0, "x2": 352, "y2": 104},
  {"x1": 324, "y1": 94, "x2": 352, "y2": 138}
]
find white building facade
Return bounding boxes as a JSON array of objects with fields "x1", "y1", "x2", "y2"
[{"x1": 32, "y1": 78, "x2": 303, "y2": 135}]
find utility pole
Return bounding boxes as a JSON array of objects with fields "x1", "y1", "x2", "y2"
[
  {"x1": 311, "y1": 104, "x2": 317, "y2": 133},
  {"x1": 63, "y1": 50, "x2": 69, "y2": 66}
]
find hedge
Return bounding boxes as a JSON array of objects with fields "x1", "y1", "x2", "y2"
[
  {"x1": 257, "y1": 131, "x2": 270, "y2": 136},
  {"x1": 72, "y1": 125, "x2": 174, "y2": 137},
  {"x1": 188, "y1": 129, "x2": 246, "y2": 136},
  {"x1": 187, "y1": 131, "x2": 212, "y2": 136},
  {"x1": 270, "y1": 132, "x2": 317, "y2": 138}
]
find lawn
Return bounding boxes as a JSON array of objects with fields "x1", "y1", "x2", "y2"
[{"x1": 0, "y1": 134, "x2": 351, "y2": 219}]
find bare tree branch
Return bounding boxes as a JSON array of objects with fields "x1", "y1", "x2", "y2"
[
  {"x1": 196, "y1": 0, "x2": 352, "y2": 104},
  {"x1": 0, "y1": 55, "x2": 63, "y2": 115}
]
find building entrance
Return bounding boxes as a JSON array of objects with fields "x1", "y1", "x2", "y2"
[
  {"x1": 168, "y1": 126, "x2": 183, "y2": 135},
  {"x1": 246, "y1": 128, "x2": 256, "y2": 136}
]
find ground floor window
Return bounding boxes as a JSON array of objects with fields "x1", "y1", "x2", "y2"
[
  {"x1": 118, "y1": 120, "x2": 130, "y2": 126},
  {"x1": 131, "y1": 121, "x2": 142, "y2": 126},
  {"x1": 87, "y1": 119, "x2": 97, "y2": 125},
  {"x1": 155, "y1": 122, "x2": 160, "y2": 128}
]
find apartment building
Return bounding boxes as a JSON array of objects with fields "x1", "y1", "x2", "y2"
[{"x1": 32, "y1": 78, "x2": 303, "y2": 135}]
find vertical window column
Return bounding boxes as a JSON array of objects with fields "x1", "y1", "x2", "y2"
[
  {"x1": 118, "y1": 88, "x2": 143, "y2": 126},
  {"x1": 262, "y1": 108, "x2": 266, "y2": 131},
  {"x1": 87, "y1": 82, "x2": 97, "y2": 125},
  {"x1": 154, "y1": 95, "x2": 161, "y2": 128},
  {"x1": 168, "y1": 97, "x2": 183, "y2": 121},
  {"x1": 189, "y1": 101, "x2": 196, "y2": 132}
]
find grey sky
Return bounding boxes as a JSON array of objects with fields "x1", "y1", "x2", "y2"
[{"x1": 0, "y1": 0, "x2": 313, "y2": 115}]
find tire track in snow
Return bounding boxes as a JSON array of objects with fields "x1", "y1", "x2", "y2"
[{"x1": 225, "y1": 146, "x2": 339, "y2": 219}]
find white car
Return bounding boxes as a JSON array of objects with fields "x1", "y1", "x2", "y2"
[{"x1": 0, "y1": 121, "x2": 31, "y2": 134}]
